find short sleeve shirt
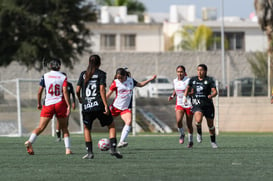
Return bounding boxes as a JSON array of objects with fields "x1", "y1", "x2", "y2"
[
  {"x1": 77, "y1": 69, "x2": 106, "y2": 112},
  {"x1": 188, "y1": 76, "x2": 216, "y2": 106},
  {"x1": 39, "y1": 71, "x2": 67, "y2": 106},
  {"x1": 173, "y1": 77, "x2": 192, "y2": 108},
  {"x1": 109, "y1": 77, "x2": 137, "y2": 110}
]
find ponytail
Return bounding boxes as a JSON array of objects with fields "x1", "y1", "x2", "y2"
[{"x1": 84, "y1": 55, "x2": 101, "y2": 86}]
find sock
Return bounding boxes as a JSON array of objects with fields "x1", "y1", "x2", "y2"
[
  {"x1": 178, "y1": 128, "x2": 184, "y2": 136},
  {"x1": 29, "y1": 133, "x2": 37, "y2": 144},
  {"x1": 210, "y1": 134, "x2": 216, "y2": 143},
  {"x1": 119, "y1": 125, "x2": 131, "y2": 143},
  {"x1": 188, "y1": 133, "x2": 193, "y2": 142},
  {"x1": 196, "y1": 124, "x2": 202, "y2": 135},
  {"x1": 56, "y1": 130, "x2": 61, "y2": 138},
  {"x1": 110, "y1": 138, "x2": 117, "y2": 152},
  {"x1": 85, "y1": 141, "x2": 93, "y2": 153},
  {"x1": 64, "y1": 137, "x2": 70, "y2": 149}
]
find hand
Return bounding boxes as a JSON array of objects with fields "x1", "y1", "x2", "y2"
[
  {"x1": 168, "y1": 96, "x2": 173, "y2": 101},
  {"x1": 182, "y1": 96, "x2": 187, "y2": 104},
  {"x1": 151, "y1": 75, "x2": 157, "y2": 80},
  {"x1": 103, "y1": 106, "x2": 109, "y2": 115},
  {"x1": 66, "y1": 106, "x2": 70, "y2": 117},
  {"x1": 208, "y1": 95, "x2": 213, "y2": 99},
  {"x1": 37, "y1": 103, "x2": 42, "y2": 110},
  {"x1": 72, "y1": 102, "x2": 76, "y2": 110}
]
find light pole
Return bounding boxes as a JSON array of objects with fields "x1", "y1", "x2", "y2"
[{"x1": 220, "y1": 0, "x2": 226, "y2": 87}]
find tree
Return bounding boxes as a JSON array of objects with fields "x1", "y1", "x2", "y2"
[
  {"x1": 247, "y1": 51, "x2": 268, "y2": 79},
  {"x1": 174, "y1": 25, "x2": 214, "y2": 51},
  {"x1": 0, "y1": 0, "x2": 97, "y2": 70},
  {"x1": 96, "y1": 0, "x2": 146, "y2": 21}
]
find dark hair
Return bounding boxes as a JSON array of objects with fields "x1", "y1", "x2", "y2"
[
  {"x1": 115, "y1": 67, "x2": 130, "y2": 79},
  {"x1": 176, "y1": 65, "x2": 186, "y2": 72},
  {"x1": 48, "y1": 58, "x2": 61, "y2": 71},
  {"x1": 84, "y1": 54, "x2": 101, "y2": 85},
  {"x1": 198, "y1": 64, "x2": 208, "y2": 72}
]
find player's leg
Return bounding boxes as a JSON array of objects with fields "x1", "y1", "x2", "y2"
[
  {"x1": 82, "y1": 112, "x2": 94, "y2": 159},
  {"x1": 118, "y1": 111, "x2": 132, "y2": 148},
  {"x1": 107, "y1": 121, "x2": 122, "y2": 159},
  {"x1": 185, "y1": 108, "x2": 194, "y2": 148},
  {"x1": 25, "y1": 116, "x2": 51, "y2": 155},
  {"x1": 58, "y1": 116, "x2": 72, "y2": 154},
  {"x1": 55, "y1": 119, "x2": 61, "y2": 142},
  {"x1": 194, "y1": 111, "x2": 203, "y2": 143},
  {"x1": 204, "y1": 105, "x2": 217, "y2": 148},
  {"x1": 175, "y1": 109, "x2": 185, "y2": 144}
]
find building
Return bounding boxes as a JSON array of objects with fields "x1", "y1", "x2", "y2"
[{"x1": 88, "y1": 5, "x2": 267, "y2": 53}]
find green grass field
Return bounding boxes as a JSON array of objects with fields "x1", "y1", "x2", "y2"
[{"x1": 1, "y1": 132, "x2": 273, "y2": 181}]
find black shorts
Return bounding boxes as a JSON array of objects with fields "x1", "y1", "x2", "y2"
[
  {"x1": 82, "y1": 111, "x2": 113, "y2": 130},
  {"x1": 191, "y1": 103, "x2": 215, "y2": 119}
]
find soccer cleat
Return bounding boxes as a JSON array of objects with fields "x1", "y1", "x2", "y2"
[
  {"x1": 110, "y1": 150, "x2": 123, "y2": 159},
  {"x1": 56, "y1": 137, "x2": 61, "y2": 142},
  {"x1": 211, "y1": 142, "x2": 218, "y2": 149},
  {"x1": 117, "y1": 141, "x2": 128, "y2": 148},
  {"x1": 82, "y1": 153, "x2": 94, "y2": 159},
  {"x1": 24, "y1": 141, "x2": 34, "y2": 155},
  {"x1": 179, "y1": 134, "x2": 185, "y2": 144},
  {"x1": 197, "y1": 133, "x2": 202, "y2": 143},
  {"x1": 66, "y1": 149, "x2": 73, "y2": 155},
  {"x1": 187, "y1": 142, "x2": 193, "y2": 148}
]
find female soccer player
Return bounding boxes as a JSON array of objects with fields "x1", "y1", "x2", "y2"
[
  {"x1": 24, "y1": 58, "x2": 72, "y2": 155},
  {"x1": 184, "y1": 64, "x2": 218, "y2": 148},
  {"x1": 106, "y1": 68, "x2": 156, "y2": 148},
  {"x1": 168, "y1": 65, "x2": 193, "y2": 148},
  {"x1": 76, "y1": 54, "x2": 122, "y2": 159}
]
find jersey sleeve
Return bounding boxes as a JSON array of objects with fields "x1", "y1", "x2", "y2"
[
  {"x1": 77, "y1": 71, "x2": 85, "y2": 87},
  {"x1": 133, "y1": 79, "x2": 138, "y2": 87},
  {"x1": 63, "y1": 77, "x2": 68, "y2": 87},
  {"x1": 39, "y1": 75, "x2": 45, "y2": 87},
  {"x1": 109, "y1": 80, "x2": 117, "y2": 91},
  {"x1": 99, "y1": 71, "x2": 106, "y2": 86},
  {"x1": 210, "y1": 77, "x2": 216, "y2": 88}
]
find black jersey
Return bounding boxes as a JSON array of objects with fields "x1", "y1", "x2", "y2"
[
  {"x1": 77, "y1": 69, "x2": 107, "y2": 112},
  {"x1": 188, "y1": 76, "x2": 216, "y2": 106},
  {"x1": 67, "y1": 81, "x2": 75, "y2": 104}
]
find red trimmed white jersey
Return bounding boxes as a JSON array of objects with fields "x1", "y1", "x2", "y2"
[
  {"x1": 109, "y1": 77, "x2": 137, "y2": 110},
  {"x1": 173, "y1": 77, "x2": 192, "y2": 108},
  {"x1": 40, "y1": 71, "x2": 67, "y2": 106}
]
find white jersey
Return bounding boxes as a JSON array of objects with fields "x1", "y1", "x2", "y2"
[
  {"x1": 173, "y1": 77, "x2": 192, "y2": 108},
  {"x1": 109, "y1": 77, "x2": 137, "y2": 110},
  {"x1": 40, "y1": 71, "x2": 67, "y2": 106}
]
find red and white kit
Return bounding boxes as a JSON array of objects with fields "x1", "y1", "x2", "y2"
[
  {"x1": 173, "y1": 77, "x2": 192, "y2": 109},
  {"x1": 109, "y1": 77, "x2": 137, "y2": 115}
]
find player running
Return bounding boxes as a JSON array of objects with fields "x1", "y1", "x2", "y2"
[
  {"x1": 76, "y1": 54, "x2": 122, "y2": 159},
  {"x1": 24, "y1": 58, "x2": 72, "y2": 155},
  {"x1": 184, "y1": 64, "x2": 218, "y2": 148},
  {"x1": 168, "y1": 65, "x2": 193, "y2": 148},
  {"x1": 106, "y1": 67, "x2": 156, "y2": 148}
]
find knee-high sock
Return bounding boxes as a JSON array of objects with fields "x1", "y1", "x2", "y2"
[{"x1": 119, "y1": 125, "x2": 131, "y2": 143}]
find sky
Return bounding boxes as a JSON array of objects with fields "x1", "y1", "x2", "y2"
[{"x1": 136, "y1": 0, "x2": 255, "y2": 19}]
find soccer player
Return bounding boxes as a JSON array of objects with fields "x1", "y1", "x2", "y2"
[
  {"x1": 184, "y1": 64, "x2": 218, "y2": 148},
  {"x1": 55, "y1": 72, "x2": 76, "y2": 142},
  {"x1": 168, "y1": 65, "x2": 194, "y2": 148},
  {"x1": 106, "y1": 68, "x2": 156, "y2": 148},
  {"x1": 76, "y1": 54, "x2": 122, "y2": 159},
  {"x1": 24, "y1": 58, "x2": 72, "y2": 155}
]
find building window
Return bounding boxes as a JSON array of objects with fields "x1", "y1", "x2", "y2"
[
  {"x1": 101, "y1": 34, "x2": 116, "y2": 50},
  {"x1": 121, "y1": 34, "x2": 136, "y2": 51},
  {"x1": 210, "y1": 32, "x2": 245, "y2": 51}
]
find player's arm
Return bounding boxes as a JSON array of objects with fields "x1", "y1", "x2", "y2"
[
  {"x1": 100, "y1": 84, "x2": 109, "y2": 115},
  {"x1": 208, "y1": 87, "x2": 218, "y2": 99},
  {"x1": 37, "y1": 86, "x2": 44, "y2": 110},
  {"x1": 136, "y1": 75, "x2": 157, "y2": 87},
  {"x1": 168, "y1": 90, "x2": 176, "y2": 101},
  {"x1": 63, "y1": 85, "x2": 70, "y2": 116},
  {"x1": 76, "y1": 85, "x2": 82, "y2": 104},
  {"x1": 70, "y1": 84, "x2": 76, "y2": 109},
  {"x1": 106, "y1": 89, "x2": 114, "y2": 99}
]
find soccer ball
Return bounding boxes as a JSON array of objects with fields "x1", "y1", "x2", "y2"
[{"x1": 98, "y1": 138, "x2": 110, "y2": 151}]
